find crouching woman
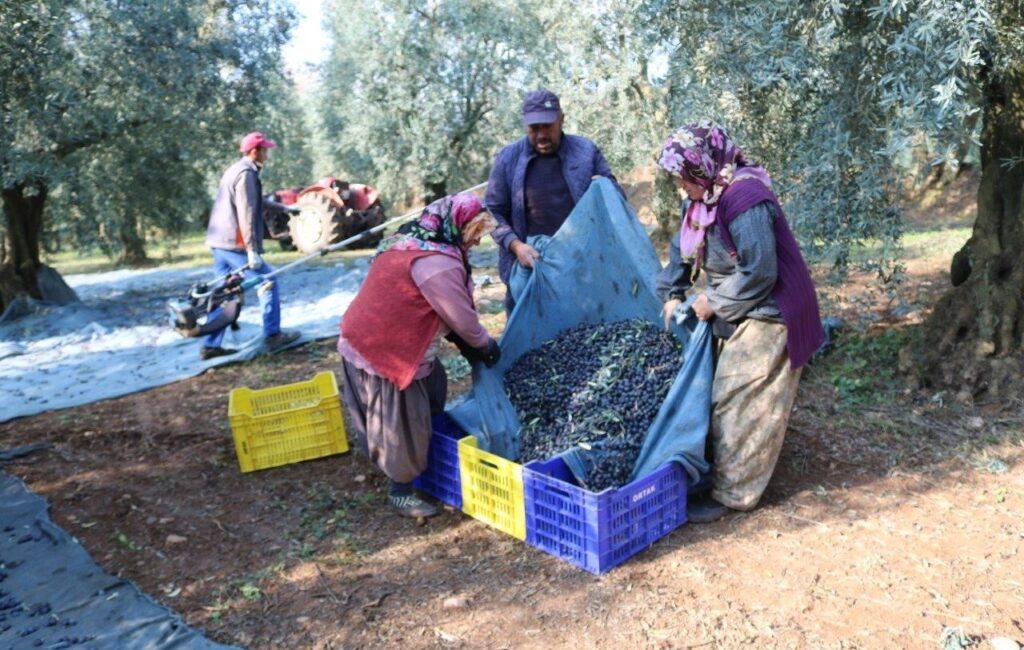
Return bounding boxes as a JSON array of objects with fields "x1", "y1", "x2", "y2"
[
  {"x1": 656, "y1": 123, "x2": 824, "y2": 523},
  {"x1": 337, "y1": 193, "x2": 499, "y2": 519}
]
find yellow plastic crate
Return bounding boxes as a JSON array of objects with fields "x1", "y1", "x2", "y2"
[
  {"x1": 458, "y1": 436, "x2": 526, "y2": 540},
  {"x1": 229, "y1": 371, "x2": 349, "y2": 473}
]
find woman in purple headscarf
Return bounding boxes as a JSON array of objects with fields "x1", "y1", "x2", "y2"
[
  {"x1": 655, "y1": 122, "x2": 824, "y2": 523},
  {"x1": 338, "y1": 193, "x2": 500, "y2": 519}
]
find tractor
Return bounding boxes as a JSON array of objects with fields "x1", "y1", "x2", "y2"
[{"x1": 263, "y1": 178, "x2": 386, "y2": 254}]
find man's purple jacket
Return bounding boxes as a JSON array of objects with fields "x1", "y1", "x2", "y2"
[{"x1": 485, "y1": 134, "x2": 623, "y2": 283}]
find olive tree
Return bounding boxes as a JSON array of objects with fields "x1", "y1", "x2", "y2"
[
  {"x1": 646, "y1": 0, "x2": 1023, "y2": 395},
  {"x1": 319, "y1": 0, "x2": 543, "y2": 204},
  {"x1": 0, "y1": 0, "x2": 298, "y2": 312}
]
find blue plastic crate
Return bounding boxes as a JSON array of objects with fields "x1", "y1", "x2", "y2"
[
  {"x1": 523, "y1": 457, "x2": 688, "y2": 574},
  {"x1": 412, "y1": 414, "x2": 464, "y2": 508}
]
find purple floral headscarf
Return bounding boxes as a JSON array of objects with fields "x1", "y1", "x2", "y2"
[
  {"x1": 377, "y1": 192, "x2": 483, "y2": 262},
  {"x1": 657, "y1": 122, "x2": 771, "y2": 268}
]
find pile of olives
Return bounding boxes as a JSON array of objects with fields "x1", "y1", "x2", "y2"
[{"x1": 504, "y1": 319, "x2": 682, "y2": 491}]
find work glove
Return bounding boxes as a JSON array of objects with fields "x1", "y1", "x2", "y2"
[
  {"x1": 480, "y1": 337, "x2": 501, "y2": 368},
  {"x1": 445, "y1": 332, "x2": 482, "y2": 364},
  {"x1": 247, "y1": 249, "x2": 263, "y2": 270},
  {"x1": 445, "y1": 333, "x2": 500, "y2": 367}
]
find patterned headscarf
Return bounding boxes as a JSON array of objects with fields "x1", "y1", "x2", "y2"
[
  {"x1": 377, "y1": 192, "x2": 483, "y2": 264},
  {"x1": 657, "y1": 122, "x2": 772, "y2": 268}
]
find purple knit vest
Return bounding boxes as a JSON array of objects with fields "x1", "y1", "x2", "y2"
[{"x1": 715, "y1": 180, "x2": 824, "y2": 369}]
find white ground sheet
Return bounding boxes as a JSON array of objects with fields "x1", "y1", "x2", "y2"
[{"x1": 0, "y1": 259, "x2": 369, "y2": 423}]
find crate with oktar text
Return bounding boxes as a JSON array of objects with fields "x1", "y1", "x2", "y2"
[{"x1": 523, "y1": 456, "x2": 687, "y2": 574}]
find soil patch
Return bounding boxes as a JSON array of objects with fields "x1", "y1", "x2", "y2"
[{"x1": 1, "y1": 233, "x2": 1022, "y2": 648}]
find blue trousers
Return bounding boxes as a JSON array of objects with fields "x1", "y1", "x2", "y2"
[{"x1": 203, "y1": 248, "x2": 281, "y2": 348}]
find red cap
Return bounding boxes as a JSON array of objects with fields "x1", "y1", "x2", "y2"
[{"x1": 239, "y1": 131, "x2": 277, "y2": 154}]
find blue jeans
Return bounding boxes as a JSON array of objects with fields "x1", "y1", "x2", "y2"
[{"x1": 203, "y1": 248, "x2": 281, "y2": 348}]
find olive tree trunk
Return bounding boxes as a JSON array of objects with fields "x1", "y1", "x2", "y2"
[
  {"x1": 910, "y1": 63, "x2": 1024, "y2": 399},
  {"x1": 0, "y1": 181, "x2": 78, "y2": 314},
  {"x1": 117, "y1": 211, "x2": 149, "y2": 266}
]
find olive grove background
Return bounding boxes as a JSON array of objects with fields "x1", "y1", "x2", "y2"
[
  {"x1": 1, "y1": 0, "x2": 311, "y2": 303},
  {"x1": 2, "y1": 0, "x2": 1021, "y2": 394}
]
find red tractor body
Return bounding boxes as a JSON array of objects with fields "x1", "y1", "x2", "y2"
[{"x1": 264, "y1": 178, "x2": 386, "y2": 253}]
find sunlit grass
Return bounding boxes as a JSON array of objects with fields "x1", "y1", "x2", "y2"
[
  {"x1": 46, "y1": 220, "x2": 970, "y2": 289},
  {"x1": 43, "y1": 231, "x2": 375, "y2": 276},
  {"x1": 841, "y1": 226, "x2": 971, "y2": 267},
  {"x1": 901, "y1": 226, "x2": 971, "y2": 258}
]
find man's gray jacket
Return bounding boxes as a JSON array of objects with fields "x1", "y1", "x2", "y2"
[
  {"x1": 206, "y1": 157, "x2": 264, "y2": 253},
  {"x1": 485, "y1": 133, "x2": 622, "y2": 283}
]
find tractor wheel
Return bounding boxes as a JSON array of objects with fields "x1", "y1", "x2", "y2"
[
  {"x1": 348, "y1": 205, "x2": 387, "y2": 248},
  {"x1": 360, "y1": 205, "x2": 385, "y2": 246},
  {"x1": 289, "y1": 193, "x2": 342, "y2": 254}
]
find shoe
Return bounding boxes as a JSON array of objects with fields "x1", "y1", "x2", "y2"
[
  {"x1": 389, "y1": 494, "x2": 439, "y2": 519},
  {"x1": 687, "y1": 496, "x2": 734, "y2": 524},
  {"x1": 689, "y1": 471, "x2": 714, "y2": 498},
  {"x1": 200, "y1": 346, "x2": 237, "y2": 361},
  {"x1": 265, "y1": 330, "x2": 300, "y2": 352}
]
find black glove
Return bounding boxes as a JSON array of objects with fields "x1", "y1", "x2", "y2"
[
  {"x1": 445, "y1": 332, "x2": 482, "y2": 364},
  {"x1": 480, "y1": 337, "x2": 501, "y2": 368},
  {"x1": 445, "y1": 333, "x2": 500, "y2": 367}
]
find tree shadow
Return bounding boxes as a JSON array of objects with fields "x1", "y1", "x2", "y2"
[{"x1": 1, "y1": 315, "x2": 1021, "y2": 648}]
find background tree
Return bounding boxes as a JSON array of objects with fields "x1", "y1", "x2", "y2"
[
  {"x1": 531, "y1": 1, "x2": 669, "y2": 176},
  {"x1": 912, "y1": 2, "x2": 1024, "y2": 396},
  {"x1": 319, "y1": 0, "x2": 675, "y2": 210},
  {"x1": 319, "y1": 0, "x2": 543, "y2": 204},
  {"x1": 258, "y1": 71, "x2": 316, "y2": 193},
  {"x1": 0, "y1": 0, "x2": 301, "y2": 312},
  {"x1": 644, "y1": 2, "x2": 906, "y2": 278},
  {"x1": 645, "y1": 0, "x2": 1022, "y2": 395},
  {"x1": 527, "y1": 1, "x2": 677, "y2": 235}
]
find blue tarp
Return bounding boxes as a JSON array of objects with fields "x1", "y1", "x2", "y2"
[
  {"x1": 448, "y1": 178, "x2": 712, "y2": 486},
  {"x1": 0, "y1": 469, "x2": 236, "y2": 649}
]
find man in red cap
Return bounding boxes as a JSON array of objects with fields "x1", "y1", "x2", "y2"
[{"x1": 202, "y1": 132, "x2": 300, "y2": 360}]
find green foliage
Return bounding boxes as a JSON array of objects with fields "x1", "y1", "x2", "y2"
[
  {"x1": 111, "y1": 529, "x2": 139, "y2": 551},
  {"x1": 238, "y1": 583, "x2": 261, "y2": 601},
  {"x1": 827, "y1": 328, "x2": 911, "y2": 408},
  {"x1": 318, "y1": 0, "x2": 1023, "y2": 276},
  {"x1": 258, "y1": 71, "x2": 316, "y2": 192},
  {"x1": 644, "y1": 0, "x2": 1022, "y2": 279},
  {"x1": 0, "y1": 0, "x2": 311, "y2": 260},
  {"x1": 298, "y1": 485, "x2": 347, "y2": 541},
  {"x1": 319, "y1": 0, "x2": 543, "y2": 203},
  {"x1": 319, "y1": 0, "x2": 669, "y2": 206},
  {"x1": 7, "y1": 0, "x2": 1020, "y2": 277},
  {"x1": 441, "y1": 353, "x2": 471, "y2": 382},
  {"x1": 530, "y1": 1, "x2": 671, "y2": 175}
]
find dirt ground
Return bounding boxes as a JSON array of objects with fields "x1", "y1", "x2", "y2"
[{"x1": 2, "y1": 176, "x2": 1022, "y2": 649}]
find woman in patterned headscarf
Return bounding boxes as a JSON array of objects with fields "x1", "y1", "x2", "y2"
[
  {"x1": 338, "y1": 192, "x2": 499, "y2": 519},
  {"x1": 656, "y1": 122, "x2": 824, "y2": 523}
]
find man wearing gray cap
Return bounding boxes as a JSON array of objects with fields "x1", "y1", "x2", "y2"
[{"x1": 485, "y1": 89, "x2": 623, "y2": 311}]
